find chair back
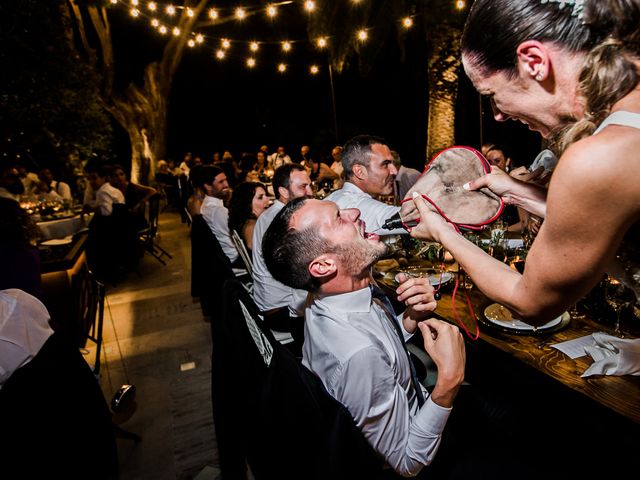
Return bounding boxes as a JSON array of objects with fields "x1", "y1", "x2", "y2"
[
  {"x1": 230, "y1": 229, "x2": 254, "y2": 277},
  {"x1": 190, "y1": 214, "x2": 236, "y2": 317},
  {"x1": 72, "y1": 263, "x2": 105, "y2": 375},
  {"x1": 212, "y1": 279, "x2": 384, "y2": 480}
]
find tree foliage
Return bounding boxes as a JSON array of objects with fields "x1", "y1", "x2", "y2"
[{"x1": 0, "y1": 0, "x2": 115, "y2": 177}]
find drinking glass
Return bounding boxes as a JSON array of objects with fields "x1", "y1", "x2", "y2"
[
  {"x1": 605, "y1": 277, "x2": 632, "y2": 336},
  {"x1": 490, "y1": 220, "x2": 507, "y2": 246}
]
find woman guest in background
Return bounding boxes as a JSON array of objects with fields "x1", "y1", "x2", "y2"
[
  {"x1": 410, "y1": 0, "x2": 640, "y2": 324},
  {"x1": 228, "y1": 181, "x2": 271, "y2": 254}
]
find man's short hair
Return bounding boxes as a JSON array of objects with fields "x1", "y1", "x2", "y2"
[
  {"x1": 197, "y1": 165, "x2": 224, "y2": 189},
  {"x1": 263, "y1": 198, "x2": 330, "y2": 292},
  {"x1": 272, "y1": 163, "x2": 305, "y2": 201},
  {"x1": 390, "y1": 150, "x2": 401, "y2": 169},
  {"x1": 341, "y1": 134, "x2": 387, "y2": 179}
]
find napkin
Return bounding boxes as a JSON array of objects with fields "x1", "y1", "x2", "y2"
[{"x1": 581, "y1": 332, "x2": 640, "y2": 377}]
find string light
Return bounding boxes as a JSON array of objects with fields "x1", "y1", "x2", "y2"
[
  {"x1": 402, "y1": 17, "x2": 413, "y2": 29},
  {"x1": 247, "y1": 57, "x2": 256, "y2": 68},
  {"x1": 221, "y1": 38, "x2": 231, "y2": 49},
  {"x1": 208, "y1": 8, "x2": 219, "y2": 20},
  {"x1": 187, "y1": 39, "x2": 195, "y2": 47},
  {"x1": 130, "y1": 0, "x2": 139, "y2": 6},
  {"x1": 172, "y1": 26, "x2": 180, "y2": 36},
  {"x1": 166, "y1": 5, "x2": 175, "y2": 16},
  {"x1": 304, "y1": 1, "x2": 316, "y2": 12},
  {"x1": 455, "y1": 0, "x2": 466, "y2": 10},
  {"x1": 277, "y1": 63, "x2": 287, "y2": 73},
  {"x1": 250, "y1": 42, "x2": 260, "y2": 52},
  {"x1": 281, "y1": 41, "x2": 292, "y2": 52},
  {"x1": 186, "y1": 7, "x2": 194, "y2": 17},
  {"x1": 316, "y1": 37, "x2": 328, "y2": 48},
  {"x1": 357, "y1": 29, "x2": 368, "y2": 42},
  {"x1": 110, "y1": 0, "x2": 117, "y2": 4},
  {"x1": 266, "y1": 4, "x2": 278, "y2": 17},
  {"x1": 150, "y1": 18, "x2": 159, "y2": 27},
  {"x1": 215, "y1": 49, "x2": 225, "y2": 60},
  {"x1": 159, "y1": 25, "x2": 167, "y2": 34},
  {"x1": 148, "y1": 2, "x2": 156, "y2": 11},
  {"x1": 310, "y1": 65, "x2": 319, "y2": 74},
  {"x1": 130, "y1": 8, "x2": 140, "y2": 17},
  {"x1": 235, "y1": 7, "x2": 247, "y2": 20},
  {"x1": 195, "y1": 33, "x2": 204, "y2": 44}
]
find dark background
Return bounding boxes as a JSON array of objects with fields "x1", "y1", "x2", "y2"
[{"x1": 110, "y1": 4, "x2": 543, "y2": 171}]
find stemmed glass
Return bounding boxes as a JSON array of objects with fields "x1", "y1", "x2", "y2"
[{"x1": 605, "y1": 276, "x2": 632, "y2": 336}]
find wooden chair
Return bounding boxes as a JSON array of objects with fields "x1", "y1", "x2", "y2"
[
  {"x1": 230, "y1": 229, "x2": 254, "y2": 278},
  {"x1": 138, "y1": 193, "x2": 172, "y2": 265},
  {"x1": 212, "y1": 279, "x2": 385, "y2": 480}
]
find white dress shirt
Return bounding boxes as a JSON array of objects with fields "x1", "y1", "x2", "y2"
[
  {"x1": 251, "y1": 200, "x2": 306, "y2": 316},
  {"x1": 303, "y1": 287, "x2": 451, "y2": 476},
  {"x1": 51, "y1": 180, "x2": 72, "y2": 201},
  {"x1": 93, "y1": 183, "x2": 125, "y2": 216},
  {"x1": 0, "y1": 289, "x2": 54, "y2": 388},
  {"x1": 324, "y1": 182, "x2": 406, "y2": 235},
  {"x1": 200, "y1": 195, "x2": 239, "y2": 264}
]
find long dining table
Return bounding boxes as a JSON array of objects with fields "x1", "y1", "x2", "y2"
[{"x1": 374, "y1": 253, "x2": 640, "y2": 425}]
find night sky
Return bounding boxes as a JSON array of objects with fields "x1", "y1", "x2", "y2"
[{"x1": 109, "y1": 3, "x2": 542, "y2": 171}]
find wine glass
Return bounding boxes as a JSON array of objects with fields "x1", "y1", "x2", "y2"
[
  {"x1": 490, "y1": 219, "x2": 506, "y2": 246},
  {"x1": 605, "y1": 277, "x2": 632, "y2": 336}
]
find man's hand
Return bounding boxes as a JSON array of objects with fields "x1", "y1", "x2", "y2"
[
  {"x1": 408, "y1": 193, "x2": 457, "y2": 243},
  {"x1": 418, "y1": 318, "x2": 466, "y2": 408},
  {"x1": 396, "y1": 272, "x2": 437, "y2": 333}
]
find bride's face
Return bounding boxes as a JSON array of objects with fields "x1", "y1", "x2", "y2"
[{"x1": 462, "y1": 51, "x2": 582, "y2": 138}]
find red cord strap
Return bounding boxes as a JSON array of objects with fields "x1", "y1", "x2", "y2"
[{"x1": 451, "y1": 269, "x2": 480, "y2": 341}]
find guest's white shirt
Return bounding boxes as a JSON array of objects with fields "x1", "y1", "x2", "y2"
[
  {"x1": 50, "y1": 180, "x2": 72, "y2": 201},
  {"x1": 0, "y1": 289, "x2": 54, "y2": 389},
  {"x1": 269, "y1": 153, "x2": 292, "y2": 170},
  {"x1": 325, "y1": 182, "x2": 405, "y2": 235},
  {"x1": 86, "y1": 182, "x2": 124, "y2": 216},
  {"x1": 303, "y1": 287, "x2": 451, "y2": 476},
  {"x1": 251, "y1": 200, "x2": 306, "y2": 316},
  {"x1": 200, "y1": 195, "x2": 239, "y2": 264}
]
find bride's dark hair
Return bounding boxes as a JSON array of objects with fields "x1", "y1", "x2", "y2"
[{"x1": 462, "y1": 0, "x2": 640, "y2": 154}]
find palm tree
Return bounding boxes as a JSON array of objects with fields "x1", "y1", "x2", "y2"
[{"x1": 308, "y1": 0, "x2": 468, "y2": 162}]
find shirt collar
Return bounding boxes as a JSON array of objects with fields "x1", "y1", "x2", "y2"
[
  {"x1": 342, "y1": 181, "x2": 371, "y2": 199},
  {"x1": 204, "y1": 195, "x2": 224, "y2": 207},
  {"x1": 313, "y1": 285, "x2": 372, "y2": 314}
]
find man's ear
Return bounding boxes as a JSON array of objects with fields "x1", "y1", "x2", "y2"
[
  {"x1": 351, "y1": 163, "x2": 368, "y2": 181},
  {"x1": 516, "y1": 40, "x2": 549, "y2": 82},
  {"x1": 309, "y1": 254, "x2": 338, "y2": 279},
  {"x1": 278, "y1": 186, "x2": 289, "y2": 202}
]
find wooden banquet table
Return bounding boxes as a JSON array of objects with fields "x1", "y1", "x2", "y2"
[{"x1": 374, "y1": 254, "x2": 640, "y2": 425}]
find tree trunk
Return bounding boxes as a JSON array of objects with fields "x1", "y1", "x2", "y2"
[
  {"x1": 426, "y1": 25, "x2": 462, "y2": 161},
  {"x1": 69, "y1": 0, "x2": 208, "y2": 185}
]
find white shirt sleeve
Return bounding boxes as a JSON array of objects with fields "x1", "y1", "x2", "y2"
[{"x1": 332, "y1": 346, "x2": 451, "y2": 476}]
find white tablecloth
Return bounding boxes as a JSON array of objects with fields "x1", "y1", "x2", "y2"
[{"x1": 37, "y1": 214, "x2": 91, "y2": 241}]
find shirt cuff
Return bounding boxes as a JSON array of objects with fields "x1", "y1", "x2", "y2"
[{"x1": 413, "y1": 395, "x2": 452, "y2": 435}]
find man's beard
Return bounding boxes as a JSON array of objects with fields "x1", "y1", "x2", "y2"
[{"x1": 333, "y1": 240, "x2": 388, "y2": 278}]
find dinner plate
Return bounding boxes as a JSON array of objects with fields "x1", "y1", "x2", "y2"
[
  {"x1": 395, "y1": 267, "x2": 454, "y2": 286},
  {"x1": 40, "y1": 236, "x2": 73, "y2": 246},
  {"x1": 481, "y1": 303, "x2": 570, "y2": 335}
]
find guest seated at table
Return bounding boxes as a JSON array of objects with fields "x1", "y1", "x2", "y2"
[
  {"x1": 82, "y1": 163, "x2": 124, "y2": 216},
  {"x1": 251, "y1": 163, "x2": 313, "y2": 352},
  {"x1": 32, "y1": 167, "x2": 73, "y2": 203},
  {"x1": 0, "y1": 198, "x2": 42, "y2": 300},
  {"x1": 325, "y1": 135, "x2": 412, "y2": 235},
  {"x1": 408, "y1": 0, "x2": 640, "y2": 322},
  {"x1": 262, "y1": 198, "x2": 467, "y2": 477},
  {"x1": 228, "y1": 181, "x2": 270, "y2": 254},
  {"x1": 110, "y1": 164, "x2": 157, "y2": 229},
  {"x1": 0, "y1": 289, "x2": 117, "y2": 478},
  {"x1": 0, "y1": 164, "x2": 24, "y2": 201},
  {"x1": 83, "y1": 163, "x2": 138, "y2": 281},
  {"x1": 391, "y1": 150, "x2": 421, "y2": 201},
  {"x1": 306, "y1": 150, "x2": 338, "y2": 189},
  {"x1": 155, "y1": 159, "x2": 179, "y2": 208},
  {"x1": 199, "y1": 165, "x2": 242, "y2": 267}
]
